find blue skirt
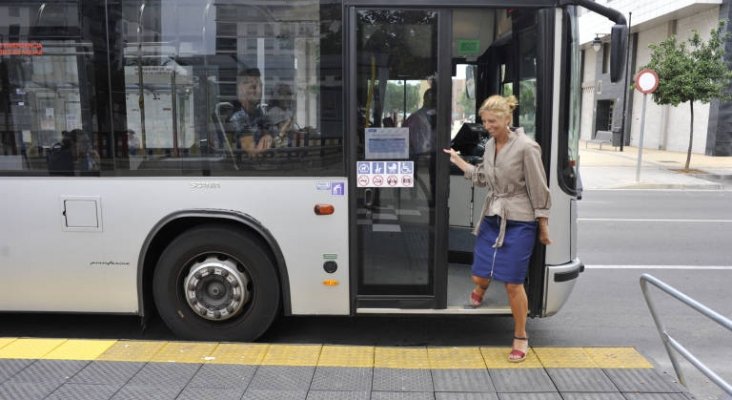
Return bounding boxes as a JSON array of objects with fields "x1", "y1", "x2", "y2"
[{"x1": 471, "y1": 216, "x2": 537, "y2": 283}]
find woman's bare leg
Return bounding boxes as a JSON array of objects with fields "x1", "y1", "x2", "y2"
[{"x1": 505, "y1": 282, "x2": 529, "y2": 356}]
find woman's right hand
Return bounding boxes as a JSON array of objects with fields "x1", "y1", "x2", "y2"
[{"x1": 442, "y1": 148, "x2": 460, "y2": 165}]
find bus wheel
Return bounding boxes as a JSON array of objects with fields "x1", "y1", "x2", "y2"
[{"x1": 152, "y1": 225, "x2": 280, "y2": 341}]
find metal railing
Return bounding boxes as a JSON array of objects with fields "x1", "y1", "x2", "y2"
[{"x1": 640, "y1": 273, "x2": 732, "y2": 396}]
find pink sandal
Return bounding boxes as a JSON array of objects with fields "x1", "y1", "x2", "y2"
[
  {"x1": 508, "y1": 336, "x2": 528, "y2": 363},
  {"x1": 469, "y1": 289, "x2": 483, "y2": 307},
  {"x1": 469, "y1": 286, "x2": 488, "y2": 308}
]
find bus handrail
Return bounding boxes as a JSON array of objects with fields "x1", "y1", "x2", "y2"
[{"x1": 639, "y1": 273, "x2": 732, "y2": 396}]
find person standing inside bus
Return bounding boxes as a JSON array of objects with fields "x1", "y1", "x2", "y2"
[
  {"x1": 403, "y1": 88, "x2": 436, "y2": 205},
  {"x1": 443, "y1": 95, "x2": 551, "y2": 363},
  {"x1": 231, "y1": 68, "x2": 271, "y2": 156}
]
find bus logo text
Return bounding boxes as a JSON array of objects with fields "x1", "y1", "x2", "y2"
[{"x1": 190, "y1": 182, "x2": 221, "y2": 190}]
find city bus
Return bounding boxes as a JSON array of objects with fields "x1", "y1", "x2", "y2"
[{"x1": 0, "y1": 0, "x2": 626, "y2": 340}]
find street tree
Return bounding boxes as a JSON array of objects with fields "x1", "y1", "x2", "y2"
[{"x1": 641, "y1": 21, "x2": 732, "y2": 170}]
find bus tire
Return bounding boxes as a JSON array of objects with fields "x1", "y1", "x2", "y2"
[{"x1": 152, "y1": 225, "x2": 280, "y2": 341}]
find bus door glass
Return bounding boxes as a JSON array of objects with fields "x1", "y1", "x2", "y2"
[{"x1": 351, "y1": 8, "x2": 447, "y2": 305}]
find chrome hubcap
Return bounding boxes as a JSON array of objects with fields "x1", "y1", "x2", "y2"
[{"x1": 183, "y1": 255, "x2": 250, "y2": 321}]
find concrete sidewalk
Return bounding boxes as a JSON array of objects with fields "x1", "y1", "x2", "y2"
[{"x1": 578, "y1": 141, "x2": 732, "y2": 190}]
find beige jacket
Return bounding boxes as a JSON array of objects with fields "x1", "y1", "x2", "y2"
[{"x1": 464, "y1": 128, "x2": 551, "y2": 247}]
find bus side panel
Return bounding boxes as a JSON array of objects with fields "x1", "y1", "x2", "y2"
[{"x1": 0, "y1": 177, "x2": 350, "y2": 316}]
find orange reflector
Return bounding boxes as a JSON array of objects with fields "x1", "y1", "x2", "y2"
[
  {"x1": 323, "y1": 279, "x2": 339, "y2": 286},
  {"x1": 314, "y1": 204, "x2": 335, "y2": 215}
]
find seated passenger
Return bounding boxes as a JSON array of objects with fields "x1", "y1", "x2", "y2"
[
  {"x1": 267, "y1": 84, "x2": 296, "y2": 148},
  {"x1": 267, "y1": 107, "x2": 294, "y2": 148},
  {"x1": 47, "y1": 130, "x2": 77, "y2": 176}
]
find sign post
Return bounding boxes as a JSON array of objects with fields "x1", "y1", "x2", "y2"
[{"x1": 634, "y1": 68, "x2": 659, "y2": 182}]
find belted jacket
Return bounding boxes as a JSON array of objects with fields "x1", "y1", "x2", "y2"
[{"x1": 464, "y1": 128, "x2": 551, "y2": 247}]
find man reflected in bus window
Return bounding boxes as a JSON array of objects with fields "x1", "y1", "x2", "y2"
[{"x1": 231, "y1": 68, "x2": 271, "y2": 156}]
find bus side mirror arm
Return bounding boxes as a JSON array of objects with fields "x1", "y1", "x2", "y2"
[{"x1": 559, "y1": 0, "x2": 628, "y2": 83}]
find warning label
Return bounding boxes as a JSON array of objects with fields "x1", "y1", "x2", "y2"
[{"x1": 356, "y1": 161, "x2": 414, "y2": 188}]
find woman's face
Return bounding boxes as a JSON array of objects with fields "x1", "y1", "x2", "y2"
[{"x1": 480, "y1": 110, "x2": 509, "y2": 138}]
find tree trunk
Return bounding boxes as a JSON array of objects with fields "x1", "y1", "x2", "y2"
[{"x1": 685, "y1": 101, "x2": 694, "y2": 171}]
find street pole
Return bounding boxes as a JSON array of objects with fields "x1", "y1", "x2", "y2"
[
  {"x1": 636, "y1": 93, "x2": 647, "y2": 182},
  {"x1": 620, "y1": 11, "x2": 632, "y2": 152}
]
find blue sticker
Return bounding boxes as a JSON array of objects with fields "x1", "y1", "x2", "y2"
[
  {"x1": 316, "y1": 182, "x2": 332, "y2": 190},
  {"x1": 357, "y1": 161, "x2": 371, "y2": 174},
  {"x1": 386, "y1": 161, "x2": 399, "y2": 174},
  {"x1": 371, "y1": 162, "x2": 385, "y2": 174},
  {"x1": 400, "y1": 161, "x2": 414, "y2": 174},
  {"x1": 331, "y1": 182, "x2": 345, "y2": 196}
]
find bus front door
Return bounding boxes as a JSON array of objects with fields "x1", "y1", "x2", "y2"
[{"x1": 349, "y1": 7, "x2": 451, "y2": 310}]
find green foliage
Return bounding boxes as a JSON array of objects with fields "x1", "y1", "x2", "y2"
[
  {"x1": 641, "y1": 21, "x2": 732, "y2": 169},
  {"x1": 643, "y1": 21, "x2": 732, "y2": 106},
  {"x1": 457, "y1": 86, "x2": 474, "y2": 117},
  {"x1": 383, "y1": 81, "x2": 421, "y2": 115}
]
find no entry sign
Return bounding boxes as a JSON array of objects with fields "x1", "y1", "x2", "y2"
[{"x1": 635, "y1": 68, "x2": 659, "y2": 94}]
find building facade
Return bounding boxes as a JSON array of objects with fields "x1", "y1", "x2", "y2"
[{"x1": 579, "y1": 0, "x2": 732, "y2": 156}]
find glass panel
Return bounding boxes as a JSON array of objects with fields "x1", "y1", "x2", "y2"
[
  {"x1": 565, "y1": 6, "x2": 581, "y2": 190},
  {"x1": 0, "y1": 1, "x2": 101, "y2": 175},
  {"x1": 0, "y1": 1, "x2": 343, "y2": 176},
  {"x1": 518, "y1": 28, "x2": 537, "y2": 139},
  {"x1": 115, "y1": 0, "x2": 343, "y2": 176},
  {"x1": 356, "y1": 9, "x2": 437, "y2": 294}
]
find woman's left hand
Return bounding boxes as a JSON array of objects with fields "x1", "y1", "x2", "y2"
[{"x1": 538, "y1": 218, "x2": 552, "y2": 245}]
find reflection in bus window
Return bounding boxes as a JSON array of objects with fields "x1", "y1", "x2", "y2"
[
  {"x1": 0, "y1": 1, "x2": 342, "y2": 177},
  {"x1": 119, "y1": 0, "x2": 343, "y2": 176},
  {"x1": 0, "y1": 1, "x2": 100, "y2": 175}
]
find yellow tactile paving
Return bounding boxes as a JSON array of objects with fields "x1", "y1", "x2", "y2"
[
  {"x1": 584, "y1": 347, "x2": 653, "y2": 369},
  {"x1": 318, "y1": 345, "x2": 374, "y2": 368},
  {"x1": 0, "y1": 338, "x2": 16, "y2": 350},
  {"x1": 375, "y1": 347, "x2": 430, "y2": 369},
  {"x1": 428, "y1": 347, "x2": 486, "y2": 369},
  {"x1": 150, "y1": 341, "x2": 219, "y2": 363},
  {"x1": 533, "y1": 347, "x2": 598, "y2": 368},
  {"x1": 96, "y1": 340, "x2": 167, "y2": 362},
  {"x1": 480, "y1": 346, "x2": 542, "y2": 368},
  {"x1": 261, "y1": 344, "x2": 322, "y2": 366},
  {"x1": 206, "y1": 343, "x2": 269, "y2": 365},
  {"x1": 0, "y1": 338, "x2": 66, "y2": 359},
  {"x1": 44, "y1": 340, "x2": 117, "y2": 361},
  {"x1": 0, "y1": 338, "x2": 655, "y2": 371}
]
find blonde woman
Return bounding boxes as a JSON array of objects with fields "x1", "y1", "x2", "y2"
[{"x1": 443, "y1": 95, "x2": 551, "y2": 362}]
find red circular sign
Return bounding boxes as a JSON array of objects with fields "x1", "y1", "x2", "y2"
[{"x1": 635, "y1": 68, "x2": 659, "y2": 94}]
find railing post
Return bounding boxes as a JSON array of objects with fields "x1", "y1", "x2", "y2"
[
  {"x1": 639, "y1": 275, "x2": 686, "y2": 386},
  {"x1": 639, "y1": 273, "x2": 732, "y2": 396}
]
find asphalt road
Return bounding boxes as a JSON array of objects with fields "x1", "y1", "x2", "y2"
[
  {"x1": 557, "y1": 189, "x2": 732, "y2": 400},
  {"x1": 1, "y1": 189, "x2": 730, "y2": 398}
]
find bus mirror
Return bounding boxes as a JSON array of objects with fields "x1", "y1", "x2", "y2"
[
  {"x1": 610, "y1": 24, "x2": 628, "y2": 83},
  {"x1": 465, "y1": 65, "x2": 476, "y2": 99}
]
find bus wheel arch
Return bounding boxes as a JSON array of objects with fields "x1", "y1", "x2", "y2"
[{"x1": 139, "y1": 212, "x2": 290, "y2": 340}]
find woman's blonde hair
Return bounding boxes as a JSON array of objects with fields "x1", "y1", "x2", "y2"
[{"x1": 478, "y1": 95, "x2": 518, "y2": 120}]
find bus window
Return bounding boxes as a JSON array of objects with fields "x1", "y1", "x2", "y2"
[
  {"x1": 0, "y1": 1, "x2": 101, "y2": 176},
  {"x1": 114, "y1": 0, "x2": 343, "y2": 176}
]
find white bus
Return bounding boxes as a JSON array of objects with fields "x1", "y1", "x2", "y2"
[{"x1": 0, "y1": 0, "x2": 626, "y2": 340}]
